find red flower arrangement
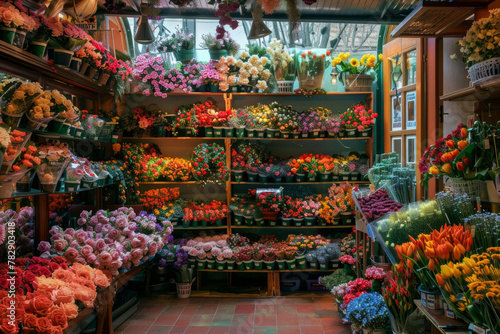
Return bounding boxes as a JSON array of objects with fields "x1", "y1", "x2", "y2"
[
  {"x1": 133, "y1": 107, "x2": 155, "y2": 130},
  {"x1": 340, "y1": 104, "x2": 378, "y2": 131},
  {"x1": 192, "y1": 143, "x2": 229, "y2": 185},
  {"x1": 140, "y1": 187, "x2": 180, "y2": 212},
  {"x1": 257, "y1": 191, "x2": 282, "y2": 212},
  {"x1": 342, "y1": 278, "x2": 372, "y2": 307}
]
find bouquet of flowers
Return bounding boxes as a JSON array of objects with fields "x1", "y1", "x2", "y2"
[
  {"x1": 0, "y1": 2, "x2": 24, "y2": 30},
  {"x1": 332, "y1": 52, "x2": 382, "y2": 86},
  {"x1": 257, "y1": 191, "x2": 282, "y2": 212},
  {"x1": 140, "y1": 187, "x2": 180, "y2": 212},
  {"x1": 297, "y1": 50, "x2": 329, "y2": 89},
  {"x1": 346, "y1": 293, "x2": 390, "y2": 333},
  {"x1": 26, "y1": 89, "x2": 74, "y2": 128},
  {"x1": 192, "y1": 143, "x2": 229, "y2": 185},
  {"x1": 317, "y1": 194, "x2": 341, "y2": 224},
  {"x1": 48, "y1": 19, "x2": 87, "y2": 51},
  {"x1": 267, "y1": 38, "x2": 295, "y2": 81},
  {"x1": 340, "y1": 104, "x2": 377, "y2": 131},
  {"x1": 1, "y1": 80, "x2": 43, "y2": 125},
  {"x1": 200, "y1": 61, "x2": 222, "y2": 85},
  {"x1": 281, "y1": 196, "x2": 303, "y2": 219}
]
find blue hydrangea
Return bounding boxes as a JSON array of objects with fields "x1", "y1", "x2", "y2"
[{"x1": 346, "y1": 292, "x2": 390, "y2": 331}]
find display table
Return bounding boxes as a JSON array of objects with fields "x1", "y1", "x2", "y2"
[{"x1": 414, "y1": 300, "x2": 468, "y2": 334}]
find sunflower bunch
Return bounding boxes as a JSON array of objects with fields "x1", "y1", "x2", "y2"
[{"x1": 332, "y1": 52, "x2": 383, "y2": 87}]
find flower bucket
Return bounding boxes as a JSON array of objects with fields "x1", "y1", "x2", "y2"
[
  {"x1": 215, "y1": 219, "x2": 222, "y2": 226},
  {"x1": 319, "y1": 262, "x2": 329, "y2": 271},
  {"x1": 175, "y1": 49, "x2": 195, "y2": 62},
  {"x1": 319, "y1": 131, "x2": 327, "y2": 138},
  {"x1": 340, "y1": 173, "x2": 350, "y2": 181},
  {"x1": 308, "y1": 260, "x2": 318, "y2": 269},
  {"x1": 341, "y1": 213, "x2": 354, "y2": 225},
  {"x1": 216, "y1": 261, "x2": 226, "y2": 271},
  {"x1": 64, "y1": 181, "x2": 80, "y2": 192},
  {"x1": 209, "y1": 48, "x2": 228, "y2": 60},
  {"x1": 262, "y1": 211, "x2": 278, "y2": 221},
  {"x1": 86, "y1": 67, "x2": 98, "y2": 80},
  {"x1": 0, "y1": 27, "x2": 16, "y2": 44},
  {"x1": 213, "y1": 127, "x2": 224, "y2": 137},
  {"x1": 188, "y1": 258, "x2": 196, "y2": 268},
  {"x1": 330, "y1": 259, "x2": 340, "y2": 269},
  {"x1": 247, "y1": 129, "x2": 255, "y2": 138},
  {"x1": 1, "y1": 111, "x2": 23, "y2": 127},
  {"x1": 202, "y1": 127, "x2": 213, "y2": 137},
  {"x1": 233, "y1": 171, "x2": 244, "y2": 182},
  {"x1": 256, "y1": 129, "x2": 265, "y2": 138},
  {"x1": 255, "y1": 218, "x2": 265, "y2": 226},
  {"x1": 266, "y1": 128, "x2": 280, "y2": 138},
  {"x1": 175, "y1": 279, "x2": 195, "y2": 299},
  {"x1": 344, "y1": 74, "x2": 373, "y2": 92},
  {"x1": 282, "y1": 218, "x2": 292, "y2": 227},
  {"x1": 243, "y1": 260, "x2": 253, "y2": 270},
  {"x1": 332, "y1": 174, "x2": 339, "y2": 182},
  {"x1": 267, "y1": 219, "x2": 277, "y2": 226},
  {"x1": 226, "y1": 261, "x2": 235, "y2": 270},
  {"x1": 319, "y1": 218, "x2": 328, "y2": 226},
  {"x1": 244, "y1": 216, "x2": 254, "y2": 225},
  {"x1": 191, "y1": 220, "x2": 199, "y2": 228},
  {"x1": 41, "y1": 183, "x2": 58, "y2": 193},
  {"x1": 338, "y1": 130, "x2": 346, "y2": 138},
  {"x1": 295, "y1": 173, "x2": 306, "y2": 182},
  {"x1": 235, "y1": 127, "x2": 246, "y2": 138},
  {"x1": 27, "y1": 41, "x2": 47, "y2": 58},
  {"x1": 345, "y1": 129, "x2": 357, "y2": 137},
  {"x1": 183, "y1": 219, "x2": 191, "y2": 228},
  {"x1": 224, "y1": 127, "x2": 234, "y2": 137},
  {"x1": 48, "y1": 49, "x2": 74, "y2": 67},
  {"x1": 247, "y1": 172, "x2": 258, "y2": 182},
  {"x1": 328, "y1": 131, "x2": 339, "y2": 138},
  {"x1": 292, "y1": 132, "x2": 300, "y2": 139},
  {"x1": 46, "y1": 119, "x2": 65, "y2": 133},
  {"x1": 201, "y1": 220, "x2": 208, "y2": 227},
  {"x1": 206, "y1": 260, "x2": 215, "y2": 269},
  {"x1": 70, "y1": 57, "x2": 82, "y2": 71},
  {"x1": 296, "y1": 256, "x2": 307, "y2": 269},
  {"x1": 59, "y1": 123, "x2": 70, "y2": 135},
  {"x1": 319, "y1": 172, "x2": 331, "y2": 182},
  {"x1": 447, "y1": 177, "x2": 482, "y2": 199},
  {"x1": 286, "y1": 259, "x2": 296, "y2": 270},
  {"x1": 97, "y1": 72, "x2": 111, "y2": 86},
  {"x1": 264, "y1": 261, "x2": 275, "y2": 270},
  {"x1": 301, "y1": 132, "x2": 309, "y2": 138},
  {"x1": 285, "y1": 176, "x2": 294, "y2": 183},
  {"x1": 81, "y1": 180, "x2": 96, "y2": 189},
  {"x1": 418, "y1": 285, "x2": 442, "y2": 315},
  {"x1": 305, "y1": 217, "x2": 316, "y2": 226},
  {"x1": 13, "y1": 30, "x2": 26, "y2": 49},
  {"x1": 254, "y1": 261, "x2": 264, "y2": 270},
  {"x1": 281, "y1": 131, "x2": 291, "y2": 139},
  {"x1": 274, "y1": 177, "x2": 282, "y2": 183},
  {"x1": 294, "y1": 218, "x2": 303, "y2": 226},
  {"x1": 469, "y1": 57, "x2": 500, "y2": 85},
  {"x1": 307, "y1": 174, "x2": 317, "y2": 182},
  {"x1": 233, "y1": 214, "x2": 243, "y2": 225},
  {"x1": 276, "y1": 260, "x2": 286, "y2": 270},
  {"x1": 359, "y1": 128, "x2": 372, "y2": 137},
  {"x1": 309, "y1": 130, "x2": 320, "y2": 138},
  {"x1": 237, "y1": 262, "x2": 245, "y2": 271},
  {"x1": 258, "y1": 174, "x2": 268, "y2": 183},
  {"x1": 349, "y1": 173, "x2": 360, "y2": 181}
]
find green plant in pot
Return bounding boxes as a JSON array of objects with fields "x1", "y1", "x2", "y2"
[
  {"x1": 319, "y1": 270, "x2": 354, "y2": 290},
  {"x1": 200, "y1": 32, "x2": 239, "y2": 60}
]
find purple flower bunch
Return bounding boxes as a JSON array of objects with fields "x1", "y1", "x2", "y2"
[
  {"x1": 325, "y1": 116, "x2": 341, "y2": 134},
  {"x1": 297, "y1": 110, "x2": 322, "y2": 133},
  {"x1": 174, "y1": 247, "x2": 189, "y2": 270},
  {"x1": 200, "y1": 60, "x2": 222, "y2": 83}
]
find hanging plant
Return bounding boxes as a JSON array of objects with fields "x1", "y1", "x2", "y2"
[
  {"x1": 170, "y1": 0, "x2": 194, "y2": 7},
  {"x1": 302, "y1": 0, "x2": 316, "y2": 5},
  {"x1": 286, "y1": 0, "x2": 300, "y2": 31},
  {"x1": 210, "y1": 0, "x2": 244, "y2": 39},
  {"x1": 104, "y1": 0, "x2": 126, "y2": 13},
  {"x1": 260, "y1": 0, "x2": 281, "y2": 15}
]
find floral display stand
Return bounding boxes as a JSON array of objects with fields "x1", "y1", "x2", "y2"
[{"x1": 414, "y1": 300, "x2": 468, "y2": 334}]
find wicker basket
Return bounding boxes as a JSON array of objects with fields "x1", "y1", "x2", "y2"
[
  {"x1": 277, "y1": 81, "x2": 294, "y2": 93},
  {"x1": 344, "y1": 74, "x2": 373, "y2": 92},
  {"x1": 469, "y1": 57, "x2": 500, "y2": 85},
  {"x1": 447, "y1": 177, "x2": 482, "y2": 199},
  {"x1": 175, "y1": 279, "x2": 195, "y2": 298}
]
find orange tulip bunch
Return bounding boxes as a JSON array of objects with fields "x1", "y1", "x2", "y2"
[{"x1": 395, "y1": 223, "x2": 472, "y2": 291}]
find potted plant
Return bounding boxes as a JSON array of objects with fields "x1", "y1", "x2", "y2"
[
  {"x1": 318, "y1": 154, "x2": 334, "y2": 182},
  {"x1": 229, "y1": 109, "x2": 248, "y2": 138},
  {"x1": 326, "y1": 115, "x2": 341, "y2": 138},
  {"x1": 275, "y1": 247, "x2": 286, "y2": 270},
  {"x1": 305, "y1": 252, "x2": 318, "y2": 269},
  {"x1": 346, "y1": 293, "x2": 390, "y2": 334},
  {"x1": 263, "y1": 247, "x2": 276, "y2": 270},
  {"x1": 239, "y1": 246, "x2": 254, "y2": 270},
  {"x1": 200, "y1": 32, "x2": 239, "y2": 60},
  {"x1": 254, "y1": 208, "x2": 265, "y2": 226},
  {"x1": 297, "y1": 50, "x2": 328, "y2": 90},
  {"x1": 288, "y1": 158, "x2": 306, "y2": 182},
  {"x1": 168, "y1": 27, "x2": 195, "y2": 62},
  {"x1": 365, "y1": 266, "x2": 386, "y2": 292},
  {"x1": 319, "y1": 270, "x2": 354, "y2": 291},
  {"x1": 0, "y1": 2, "x2": 23, "y2": 45},
  {"x1": 252, "y1": 245, "x2": 264, "y2": 270},
  {"x1": 257, "y1": 189, "x2": 283, "y2": 223},
  {"x1": 332, "y1": 52, "x2": 382, "y2": 92},
  {"x1": 258, "y1": 162, "x2": 272, "y2": 183},
  {"x1": 267, "y1": 38, "x2": 296, "y2": 93}
]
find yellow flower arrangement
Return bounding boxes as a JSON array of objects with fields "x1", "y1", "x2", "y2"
[{"x1": 332, "y1": 52, "x2": 383, "y2": 86}]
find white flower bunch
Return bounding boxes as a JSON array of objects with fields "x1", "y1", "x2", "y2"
[
  {"x1": 267, "y1": 38, "x2": 294, "y2": 80},
  {"x1": 217, "y1": 54, "x2": 272, "y2": 92},
  {"x1": 458, "y1": 8, "x2": 500, "y2": 66},
  {"x1": 0, "y1": 126, "x2": 11, "y2": 149}
]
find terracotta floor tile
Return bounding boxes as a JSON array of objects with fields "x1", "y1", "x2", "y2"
[
  {"x1": 208, "y1": 327, "x2": 231, "y2": 334},
  {"x1": 253, "y1": 313, "x2": 276, "y2": 327},
  {"x1": 212, "y1": 313, "x2": 233, "y2": 326},
  {"x1": 295, "y1": 304, "x2": 317, "y2": 314},
  {"x1": 124, "y1": 325, "x2": 152, "y2": 333},
  {"x1": 217, "y1": 305, "x2": 236, "y2": 314},
  {"x1": 231, "y1": 314, "x2": 254, "y2": 327},
  {"x1": 299, "y1": 326, "x2": 324, "y2": 334},
  {"x1": 126, "y1": 313, "x2": 160, "y2": 326},
  {"x1": 275, "y1": 304, "x2": 296, "y2": 314},
  {"x1": 297, "y1": 314, "x2": 322, "y2": 326},
  {"x1": 189, "y1": 314, "x2": 214, "y2": 326},
  {"x1": 276, "y1": 326, "x2": 301, "y2": 334},
  {"x1": 235, "y1": 304, "x2": 256, "y2": 314},
  {"x1": 255, "y1": 305, "x2": 275, "y2": 314},
  {"x1": 174, "y1": 314, "x2": 193, "y2": 326},
  {"x1": 169, "y1": 326, "x2": 188, "y2": 334},
  {"x1": 148, "y1": 326, "x2": 173, "y2": 334},
  {"x1": 253, "y1": 326, "x2": 277, "y2": 334},
  {"x1": 229, "y1": 325, "x2": 253, "y2": 334},
  {"x1": 184, "y1": 326, "x2": 210, "y2": 334},
  {"x1": 276, "y1": 314, "x2": 299, "y2": 326},
  {"x1": 183, "y1": 305, "x2": 201, "y2": 314},
  {"x1": 323, "y1": 325, "x2": 351, "y2": 334},
  {"x1": 198, "y1": 304, "x2": 219, "y2": 314}
]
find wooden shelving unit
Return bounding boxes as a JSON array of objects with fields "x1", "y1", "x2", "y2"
[
  {"x1": 440, "y1": 77, "x2": 500, "y2": 102},
  {"x1": 414, "y1": 300, "x2": 468, "y2": 334},
  {"x1": 231, "y1": 225, "x2": 355, "y2": 229}
]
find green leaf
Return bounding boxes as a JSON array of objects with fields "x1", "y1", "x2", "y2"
[{"x1": 453, "y1": 143, "x2": 474, "y2": 163}]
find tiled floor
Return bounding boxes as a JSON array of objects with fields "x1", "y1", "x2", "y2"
[{"x1": 115, "y1": 295, "x2": 351, "y2": 334}]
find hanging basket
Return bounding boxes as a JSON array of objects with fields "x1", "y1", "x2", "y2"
[
  {"x1": 447, "y1": 177, "x2": 482, "y2": 199},
  {"x1": 468, "y1": 57, "x2": 500, "y2": 86},
  {"x1": 344, "y1": 74, "x2": 373, "y2": 92}
]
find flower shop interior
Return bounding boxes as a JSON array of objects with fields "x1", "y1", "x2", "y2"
[{"x1": 2, "y1": 0, "x2": 500, "y2": 333}]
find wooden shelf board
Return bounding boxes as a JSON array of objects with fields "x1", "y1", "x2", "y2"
[
  {"x1": 440, "y1": 77, "x2": 500, "y2": 102},
  {"x1": 231, "y1": 225, "x2": 354, "y2": 229},
  {"x1": 1, "y1": 183, "x2": 117, "y2": 199},
  {"x1": 197, "y1": 269, "x2": 338, "y2": 273},
  {"x1": 174, "y1": 226, "x2": 228, "y2": 230},
  {"x1": 138, "y1": 181, "x2": 198, "y2": 185},
  {"x1": 0, "y1": 40, "x2": 111, "y2": 95},
  {"x1": 231, "y1": 181, "x2": 370, "y2": 185},
  {"x1": 127, "y1": 92, "x2": 372, "y2": 97},
  {"x1": 414, "y1": 300, "x2": 469, "y2": 334},
  {"x1": 65, "y1": 307, "x2": 94, "y2": 333},
  {"x1": 127, "y1": 92, "x2": 226, "y2": 96},
  {"x1": 123, "y1": 136, "x2": 371, "y2": 141}
]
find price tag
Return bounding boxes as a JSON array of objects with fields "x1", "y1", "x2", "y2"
[
  {"x1": 470, "y1": 225, "x2": 476, "y2": 238},
  {"x1": 485, "y1": 139, "x2": 490, "y2": 149}
]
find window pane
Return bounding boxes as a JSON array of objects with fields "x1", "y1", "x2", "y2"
[
  {"x1": 406, "y1": 91, "x2": 416, "y2": 130},
  {"x1": 406, "y1": 135, "x2": 416, "y2": 165},
  {"x1": 392, "y1": 137, "x2": 402, "y2": 158},
  {"x1": 391, "y1": 95, "x2": 402, "y2": 130},
  {"x1": 405, "y1": 50, "x2": 417, "y2": 86},
  {"x1": 390, "y1": 54, "x2": 402, "y2": 90}
]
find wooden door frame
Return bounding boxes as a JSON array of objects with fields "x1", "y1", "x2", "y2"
[{"x1": 382, "y1": 38, "x2": 424, "y2": 200}]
